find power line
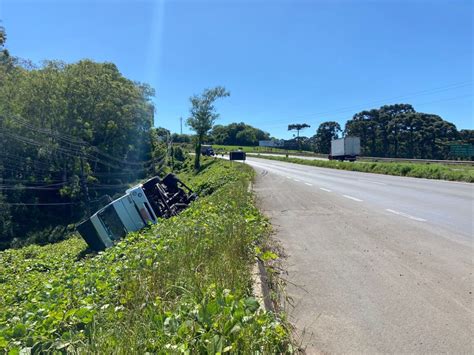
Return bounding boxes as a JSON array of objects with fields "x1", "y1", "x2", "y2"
[
  {"x1": 2, "y1": 114, "x2": 153, "y2": 166},
  {"x1": 0, "y1": 131, "x2": 146, "y2": 171}
]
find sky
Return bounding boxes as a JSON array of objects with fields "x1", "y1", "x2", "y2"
[{"x1": 0, "y1": 0, "x2": 472, "y2": 139}]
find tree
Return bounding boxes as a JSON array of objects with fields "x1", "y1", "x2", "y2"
[
  {"x1": 346, "y1": 104, "x2": 458, "y2": 159},
  {"x1": 171, "y1": 133, "x2": 192, "y2": 143},
  {"x1": 0, "y1": 23, "x2": 12, "y2": 76},
  {"x1": 459, "y1": 129, "x2": 474, "y2": 144},
  {"x1": 0, "y1": 58, "x2": 155, "y2": 249},
  {"x1": 209, "y1": 122, "x2": 270, "y2": 146},
  {"x1": 0, "y1": 26, "x2": 5, "y2": 46},
  {"x1": 314, "y1": 121, "x2": 342, "y2": 154},
  {"x1": 288, "y1": 123, "x2": 310, "y2": 150},
  {"x1": 187, "y1": 86, "x2": 230, "y2": 170},
  {"x1": 236, "y1": 128, "x2": 257, "y2": 146}
]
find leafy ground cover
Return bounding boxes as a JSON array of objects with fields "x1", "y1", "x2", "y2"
[
  {"x1": 249, "y1": 154, "x2": 474, "y2": 182},
  {"x1": 0, "y1": 159, "x2": 292, "y2": 353}
]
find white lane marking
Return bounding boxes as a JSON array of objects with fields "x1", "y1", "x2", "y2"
[
  {"x1": 358, "y1": 178, "x2": 387, "y2": 186},
  {"x1": 293, "y1": 179, "x2": 300, "y2": 182},
  {"x1": 342, "y1": 194, "x2": 363, "y2": 202},
  {"x1": 386, "y1": 209, "x2": 427, "y2": 222},
  {"x1": 305, "y1": 182, "x2": 313, "y2": 186},
  {"x1": 320, "y1": 187, "x2": 332, "y2": 192}
]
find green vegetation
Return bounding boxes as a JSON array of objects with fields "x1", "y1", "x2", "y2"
[
  {"x1": 0, "y1": 26, "x2": 182, "y2": 250},
  {"x1": 249, "y1": 154, "x2": 474, "y2": 182},
  {"x1": 313, "y1": 121, "x2": 342, "y2": 154},
  {"x1": 0, "y1": 28, "x2": 157, "y2": 248},
  {"x1": 209, "y1": 122, "x2": 270, "y2": 146},
  {"x1": 0, "y1": 159, "x2": 292, "y2": 352},
  {"x1": 344, "y1": 104, "x2": 471, "y2": 159}
]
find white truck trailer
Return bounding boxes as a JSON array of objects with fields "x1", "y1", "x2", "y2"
[{"x1": 329, "y1": 137, "x2": 361, "y2": 161}]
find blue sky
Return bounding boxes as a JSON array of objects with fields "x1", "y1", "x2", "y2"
[{"x1": 1, "y1": 0, "x2": 472, "y2": 138}]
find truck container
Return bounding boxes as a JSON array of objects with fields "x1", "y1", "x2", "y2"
[{"x1": 329, "y1": 137, "x2": 360, "y2": 161}]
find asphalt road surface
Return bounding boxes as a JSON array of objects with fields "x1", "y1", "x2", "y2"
[{"x1": 246, "y1": 157, "x2": 473, "y2": 354}]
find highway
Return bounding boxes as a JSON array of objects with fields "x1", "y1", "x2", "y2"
[{"x1": 245, "y1": 156, "x2": 473, "y2": 353}]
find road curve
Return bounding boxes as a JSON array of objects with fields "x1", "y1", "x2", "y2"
[{"x1": 247, "y1": 157, "x2": 473, "y2": 353}]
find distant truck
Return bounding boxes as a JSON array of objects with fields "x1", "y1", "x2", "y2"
[
  {"x1": 329, "y1": 137, "x2": 360, "y2": 162},
  {"x1": 200, "y1": 145, "x2": 215, "y2": 156}
]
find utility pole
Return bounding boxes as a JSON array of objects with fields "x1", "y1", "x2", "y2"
[{"x1": 180, "y1": 117, "x2": 183, "y2": 135}]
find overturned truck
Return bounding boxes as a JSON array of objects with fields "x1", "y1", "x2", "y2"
[{"x1": 77, "y1": 174, "x2": 196, "y2": 251}]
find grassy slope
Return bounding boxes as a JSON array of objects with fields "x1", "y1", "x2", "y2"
[
  {"x1": 248, "y1": 154, "x2": 474, "y2": 182},
  {"x1": 0, "y1": 159, "x2": 291, "y2": 353}
]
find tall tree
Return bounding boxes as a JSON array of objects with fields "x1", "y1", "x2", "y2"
[
  {"x1": 288, "y1": 123, "x2": 310, "y2": 150},
  {"x1": 346, "y1": 104, "x2": 458, "y2": 159},
  {"x1": 314, "y1": 121, "x2": 342, "y2": 154},
  {"x1": 0, "y1": 59, "x2": 155, "y2": 248},
  {"x1": 0, "y1": 24, "x2": 11, "y2": 68},
  {"x1": 187, "y1": 86, "x2": 230, "y2": 170}
]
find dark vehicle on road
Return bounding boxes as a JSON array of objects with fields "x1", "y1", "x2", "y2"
[{"x1": 200, "y1": 145, "x2": 215, "y2": 156}]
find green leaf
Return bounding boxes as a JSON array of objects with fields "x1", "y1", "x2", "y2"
[{"x1": 12, "y1": 323, "x2": 27, "y2": 338}]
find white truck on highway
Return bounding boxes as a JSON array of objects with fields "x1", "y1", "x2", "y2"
[{"x1": 329, "y1": 137, "x2": 361, "y2": 162}]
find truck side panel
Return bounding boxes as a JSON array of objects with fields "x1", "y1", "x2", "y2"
[
  {"x1": 344, "y1": 137, "x2": 361, "y2": 156},
  {"x1": 331, "y1": 139, "x2": 345, "y2": 156}
]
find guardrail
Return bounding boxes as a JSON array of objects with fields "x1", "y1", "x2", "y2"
[{"x1": 359, "y1": 157, "x2": 474, "y2": 166}]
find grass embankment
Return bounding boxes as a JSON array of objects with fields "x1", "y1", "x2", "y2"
[
  {"x1": 249, "y1": 154, "x2": 474, "y2": 182},
  {"x1": 0, "y1": 159, "x2": 291, "y2": 353}
]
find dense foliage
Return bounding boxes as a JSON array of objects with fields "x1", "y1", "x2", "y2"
[
  {"x1": 313, "y1": 121, "x2": 341, "y2": 154},
  {"x1": 0, "y1": 159, "x2": 291, "y2": 353},
  {"x1": 250, "y1": 154, "x2": 474, "y2": 182},
  {"x1": 0, "y1": 29, "x2": 155, "y2": 249},
  {"x1": 209, "y1": 122, "x2": 271, "y2": 146},
  {"x1": 343, "y1": 104, "x2": 465, "y2": 159}
]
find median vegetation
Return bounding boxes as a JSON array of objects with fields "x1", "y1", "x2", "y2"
[
  {"x1": 0, "y1": 159, "x2": 292, "y2": 353},
  {"x1": 250, "y1": 154, "x2": 474, "y2": 182}
]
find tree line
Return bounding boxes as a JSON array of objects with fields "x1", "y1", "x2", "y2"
[
  {"x1": 290, "y1": 104, "x2": 472, "y2": 159},
  {"x1": 0, "y1": 26, "x2": 157, "y2": 249},
  {"x1": 166, "y1": 122, "x2": 271, "y2": 147}
]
